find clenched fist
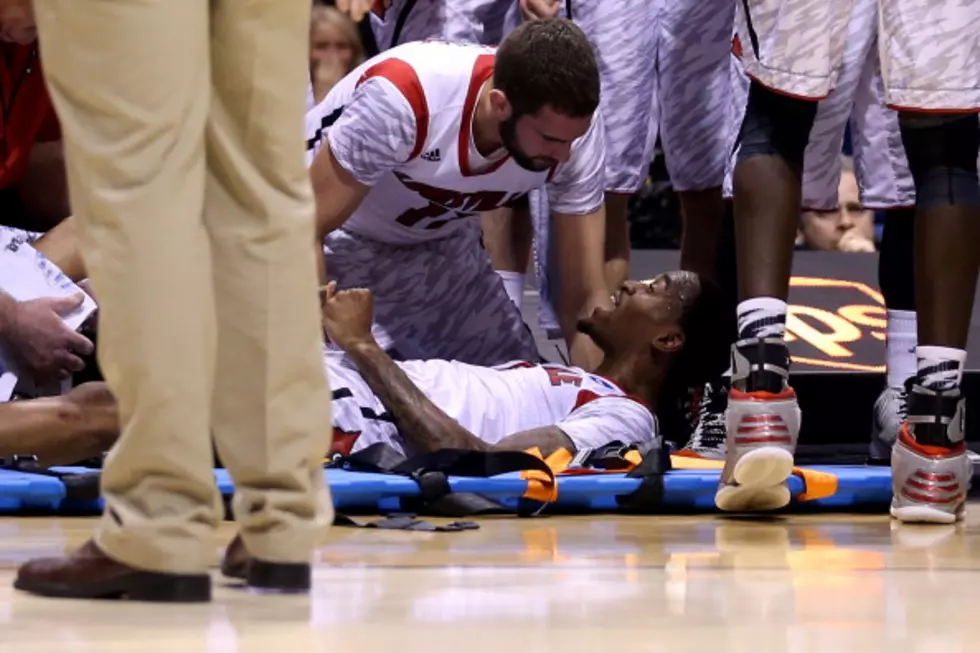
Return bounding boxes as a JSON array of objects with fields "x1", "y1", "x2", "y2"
[
  {"x1": 335, "y1": 0, "x2": 374, "y2": 22},
  {"x1": 321, "y1": 282, "x2": 376, "y2": 352}
]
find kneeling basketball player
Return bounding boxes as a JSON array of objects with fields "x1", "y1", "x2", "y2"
[{"x1": 307, "y1": 18, "x2": 611, "y2": 371}]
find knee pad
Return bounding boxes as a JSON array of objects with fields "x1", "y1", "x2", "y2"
[
  {"x1": 899, "y1": 113, "x2": 980, "y2": 208},
  {"x1": 735, "y1": 80, "x2": 818, "y2": 172}
]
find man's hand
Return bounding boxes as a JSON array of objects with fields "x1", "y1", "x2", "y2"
[
  {"x1": 335, "y1": 0, "x2": 373, "y2": 22},
  {"x1": 520, "y1": 0, "x2": 560, "y2": 20},
  {"x1": 321, "y1": 282, "x2": 376, "y2": 351},
  {"x1": 2, "y1": 295, "x2": 94, "y2": 382}
]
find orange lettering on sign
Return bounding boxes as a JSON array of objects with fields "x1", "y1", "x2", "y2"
[{"x1": 786, "y1": 276, "x2": 886, "y2": 373}]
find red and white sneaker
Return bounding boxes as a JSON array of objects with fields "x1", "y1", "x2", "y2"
[
  {"x1": 715, "y1": 387, "x2": 801, "y2": 512},
  {"x1": 891, "y1": 425, "x2": 971, "y2": 524}
]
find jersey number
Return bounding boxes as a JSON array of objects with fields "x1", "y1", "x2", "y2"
[
  {"x1": 395, "y1": 202, "x2": 456, "y2": 230},
  {"x1": 545, "y1": 366, "x2": 582, "y2": 387}
]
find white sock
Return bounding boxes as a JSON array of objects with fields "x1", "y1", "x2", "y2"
[
  {"x1": 736, "y1": 297, "x2": 787, "y2": 340},
  {"x1": 886, "y1": 309, "x2": 917, "y2": 389},
  {"x1": 497, "y1": 270, "x2": 525, "y2": 309},
  {"x1": 916, "y1": 345, "x2": 967, "y2": 392}
]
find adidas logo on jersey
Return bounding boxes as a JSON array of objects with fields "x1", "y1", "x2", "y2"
[{"x1": 420, "y1": 148, "x2": 441, "y2": 162}]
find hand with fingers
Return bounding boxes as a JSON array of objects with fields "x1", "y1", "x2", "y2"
[
  {"x1": 320, "y1": 282, "x2": 377, "y2": 352},
  {"x1": 2, "y1": 294, "x2": 95, "y2": 383}
]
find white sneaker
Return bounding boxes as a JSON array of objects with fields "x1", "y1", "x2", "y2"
[
  {"x1": 715, "y1": 386, "x2": 801, "y2": 513},
  {"x1": 891, "y1": 385, "x2": 971, "y2": 525}
]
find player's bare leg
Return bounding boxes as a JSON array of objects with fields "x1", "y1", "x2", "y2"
[
  {"x1": 677, "y1": 187, "x2": 726, "y2": 283},
  {"x1": 33, "y1": 216, "x2": 84, "y2": 282},
  {"x1": 890, "y1": 113, "x2": 979, "y2": 524},
  {"x1": 0, "y1": 383, "x2": 117, "y2": 466},
  {"x1": 871, "y1": 208, "x2": 916, "y2": 462},
  {"x1": 715, "y1": 81, "x2": 815, "y2": 512},
  {"x1": 603, "y1": 193, "x2": 631, "y2": 293},
  {"x1": 481, "y1": 202, "x2": 533, "y2": 309}
]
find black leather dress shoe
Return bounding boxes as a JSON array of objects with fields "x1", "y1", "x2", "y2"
[{"x1": 221, "y1": 535, "x2": 310, "y2": 592}]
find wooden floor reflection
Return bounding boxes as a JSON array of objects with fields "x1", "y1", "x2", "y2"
[{"x1": 0, "y1": 510, "x2": 977, "y2": 652}]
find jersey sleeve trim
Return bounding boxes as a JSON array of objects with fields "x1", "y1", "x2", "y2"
[
  {"x1": 573, "y1": 388, "x2": 650, "y2": 412},
  {"x1": 357, "y1": 57, "x2": 430, "y2": 160},
  {"x1": 459, "y1": 54, "x2": 509, "y2": 177}
]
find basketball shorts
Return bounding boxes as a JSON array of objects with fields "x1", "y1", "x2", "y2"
[
  {"x1": 557, "y1": 0, "x2": 732, "y2": 194},
  {"x1": 370, "y1": 0, "x2": 516, "y2": 51},
  {"x1": 322, "y1": 221, "x2": 540, "y2": 366},
  {"x1": 737, "y1": 0, "x2": 980, "y2": 110},
  {"x1": 725, "y1": 0, "x2": 915, "y2": 209},
  {"x1": 323, "y1": 349, "x2": 399, "y2": 457}
]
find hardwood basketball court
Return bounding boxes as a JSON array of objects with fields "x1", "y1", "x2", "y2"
[{"x1": 0, "y1": 510, "x2": 973, "y2": 652}]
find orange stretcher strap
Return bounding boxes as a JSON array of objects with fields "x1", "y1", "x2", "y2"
[
  {"x1": 518, "y1": 447, "x2": 566, "y2": 502},
  {"x1": 670, "y1": 455, "x2": 838, "y2": 501},
  {"x1": 530, "y1": 448, "x2": 838, "y2": 503}
]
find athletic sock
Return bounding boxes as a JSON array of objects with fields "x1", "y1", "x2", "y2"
[
  {"x1": 733, "y1": 298, "x2": 789, "y2": 393},
  {"x1": 886, "y1": 310, "x2": 918, "y2": 389},
  {"x1": 915, "y1": 345, "x2": 966, "y2": 392},
  {"x1": 908, "y1": 345, "x2": 967, "y2": 449},
  {"x1": 736, "y1": 297, "x2": 787, "y2": 340},
  {"x1": 496, "y1": 270, "x2": 525, "y2": 309}
]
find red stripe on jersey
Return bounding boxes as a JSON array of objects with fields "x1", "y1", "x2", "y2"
[
  {"x1": 328, "y1": 427, "x2": 361, "y2": 458},
  {"x1": 459, "y1": 54, "x2": 510, "y2": 177},
  {"x1": 371, "y1": 0, "x2": 388, "y2": 18},
  {"x1": 573, "y1": 388, "x2": 650, "y2": 412},
  {"x1": 358, "y1": 58, "x2": 430, "y2": 160}
]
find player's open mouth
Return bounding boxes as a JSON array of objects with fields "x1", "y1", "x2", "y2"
[{"x1": 612, "y1": 290, "x2": 623, "y2": 307}]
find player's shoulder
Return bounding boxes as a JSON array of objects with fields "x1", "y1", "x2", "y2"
[{"x1": 361, "y1": 41, "x2": 495, "y2": 101}]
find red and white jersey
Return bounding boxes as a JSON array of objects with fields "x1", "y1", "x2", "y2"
[
  {"x1": 305, "y1": 41, "x2": 606, "y2": 245},
  {"x1": 326, "y1": 351, "x2": 656, "y2": 457}
]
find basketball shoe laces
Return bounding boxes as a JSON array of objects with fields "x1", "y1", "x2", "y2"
[{"x1": 687, "y1": 379, "x2": 730, "y2": 457}]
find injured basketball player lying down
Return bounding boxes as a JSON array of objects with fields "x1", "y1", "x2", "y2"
[{"x1": 0, "y1": 270, "x2": 730, "y2": 465}]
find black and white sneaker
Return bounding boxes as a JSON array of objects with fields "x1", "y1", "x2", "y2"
[{"x1": 677, "y1": 377, "x2": 730, "y2": 461}]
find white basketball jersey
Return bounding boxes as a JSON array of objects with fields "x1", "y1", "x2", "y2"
[
  {"x1": 306, "y1": 41, "x2": 605, "y2": 245},
  {"x1": 326, "y1": 350, "x2": 656, "y2": 457}
]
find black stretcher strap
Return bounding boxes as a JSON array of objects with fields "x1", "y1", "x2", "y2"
[
  {"x1": 0, "y1": 456, "x2": 102, "y2": 502},
  {"x1": 330, "y1": 444, "x2": 558, "y2": 517},
  {"x1": 614, "y1": 444, "x2": 672, "y2": 513},
  {"x1": 334, "y1": 512, "x2": 479, "y2": 532}
]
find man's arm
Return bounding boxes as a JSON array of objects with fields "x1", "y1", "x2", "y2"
[
  {"x1": 310, "y1": 145, "x2": 371, "y2": 284},
  {"x1": 548, "y1": 112, "x2": 612, "y2": 371},
  {"x1": 308, "y1": 68, "x2": 423, "y2": 283},
  {"x1": 322, "y1": 285, "x2": 578, "y2": 456},
  {"x1": 552, "y1": 207, "x2": 611, "y2": 371},
  {"x1": 346, "y1": 340, "x2": 576, "y2": 456}
]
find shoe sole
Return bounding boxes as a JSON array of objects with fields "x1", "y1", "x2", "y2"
[
  {"x1": 13, "y1": 572, "x2": 212, "y2": 602},
  {"x1": 715, "y1": 446, "x2": 794, "y2": 513},
  {"x1": 890, "y1": 503, "x2": 964, "y2": 525}
]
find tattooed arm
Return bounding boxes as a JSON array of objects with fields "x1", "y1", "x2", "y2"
[
  {"x1": 344, "y1": 338, "x2": 491, "y2": 453},
  {"x1": 323, "y1": 285, "x2": 576, "y2": 456}
]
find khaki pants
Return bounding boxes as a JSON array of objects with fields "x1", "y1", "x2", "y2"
[{"x1": 34, "y1": 0, "x2": 333, "y2": 574}]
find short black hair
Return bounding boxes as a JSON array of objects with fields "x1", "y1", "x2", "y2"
[
  {"x1": 493, "y1": 18, "x2": 600, "y2": 119},
  {"x1": 666, "y1": 278, "x2": 736, "y2": 390}
]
